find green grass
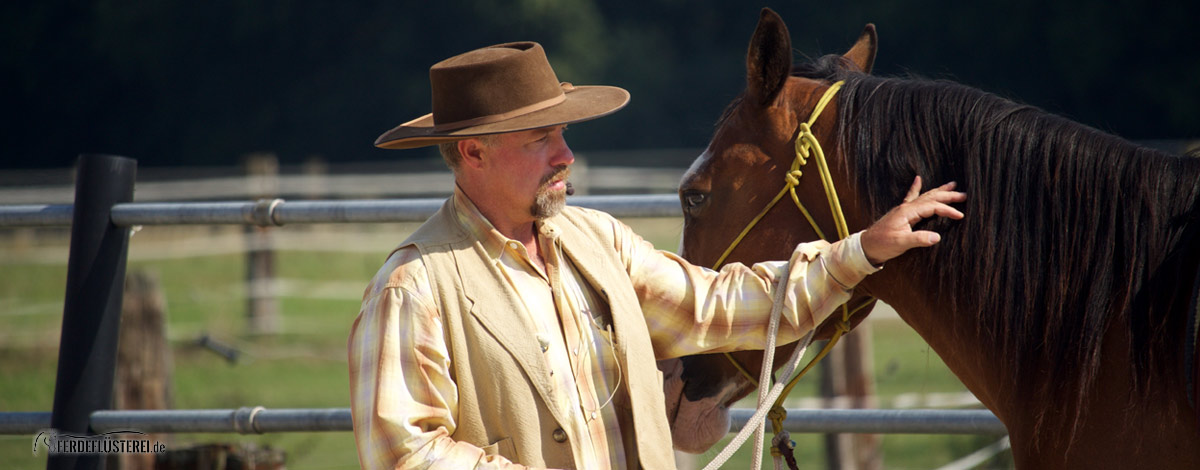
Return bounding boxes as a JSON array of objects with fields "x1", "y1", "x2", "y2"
[
  {"x1": 692, "y1": 433, "x2": 1009, "y2": 470},
  {"x1": 0, "y1": 221, "x2": 1011, "y2": 469}
]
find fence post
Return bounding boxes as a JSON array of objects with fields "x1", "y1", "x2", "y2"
[
  {"x1": 112, "y1": 269, "x2": 173, "y2": 470},
  {"x1": 842, "y1": 323, "x2": 881, "y2": 470},
  {"x1": 47, "y1": 154, "x2": 136, "y2": 470},
  {"x1": 818, "y1": 343, "x2": 847, "y2": 469},
  {"x1": 243, "y1": 153, "x2": 279, "y2": 335},
  {"x1": 569, "y1": 155, "x2": 588, "y2": 195},
  {"x1": 301, "y1": 155, "x2": 328, "y2": 200},
  {"x1": 819, "y1": 324, "x2": 881, "y2": 470}
]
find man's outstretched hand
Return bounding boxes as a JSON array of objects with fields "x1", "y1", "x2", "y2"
[{"x1": 861, "y1": 176, "x2": 966, "y2": 266}]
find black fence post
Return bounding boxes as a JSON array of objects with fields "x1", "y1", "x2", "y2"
[{"x1": 47, "y1": 155, "x2": 136, "y2": 470}]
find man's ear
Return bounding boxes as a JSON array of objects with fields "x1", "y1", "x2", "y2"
[{"x1": 458, "y1": 138, "x2": 487, "y2": 170}]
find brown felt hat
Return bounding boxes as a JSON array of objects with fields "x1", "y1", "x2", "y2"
[{"x1": 375, "y1": 42, "x2": 630, "y2": 149}]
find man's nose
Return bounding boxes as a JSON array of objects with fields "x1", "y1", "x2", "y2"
[{"x1": 550, "y1": 137, "x2": 575, "y2": 167}]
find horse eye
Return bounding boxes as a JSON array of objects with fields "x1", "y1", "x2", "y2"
[{"x1": 681, "y1": 190, "x2": 709, "y2": 215}]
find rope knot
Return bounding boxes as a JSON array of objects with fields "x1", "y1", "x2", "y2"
[
  {"x1": 835, "y1": 320, "x2": 852, "y2": 335},
  {"x1": 771, "y1": 430, "x2": 795, "y2": 451},
  {"x1": 793, "y1": 139, "x2": 811, "y2": 163},
  {"x1": 784, "y1": 170, "x2": 803, "y2": 187},
  {"x1": 768, "y1": 405, "x2": 788, "y2": 432},
  {"x1": 771, "y1": 430, "x2": 798, "y2": 470}
]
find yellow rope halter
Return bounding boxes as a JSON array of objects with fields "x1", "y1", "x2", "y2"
[{"x1": 710, "y1": 80, "x2": 876, "y2": 435}]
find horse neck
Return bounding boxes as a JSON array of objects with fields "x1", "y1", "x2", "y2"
[
  {"x1": 852, "y1": 76, "x2": 1200, "y2": 446},
  {"x1": 858, "y1": 265, "x2": 1009, "y2": 410},
  {"x1": 844, "y1": 75, "x2": 1200, "y2": 332}
]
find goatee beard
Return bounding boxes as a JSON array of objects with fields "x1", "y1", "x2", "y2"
[{"x1": 531, "y1": 167, "x2": 570, "y2": 219}]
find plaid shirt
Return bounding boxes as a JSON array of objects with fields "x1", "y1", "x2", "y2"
[{"x1": 349, "y1": 187, "x2": 879, "y2": 469}]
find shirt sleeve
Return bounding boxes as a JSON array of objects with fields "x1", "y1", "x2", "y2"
[
  {"x1": 604, "y1": 215, "x2": 880, "y2": 359},
  {"x1": 348, "y1": 255, "x2": 537, "y2": 470}
]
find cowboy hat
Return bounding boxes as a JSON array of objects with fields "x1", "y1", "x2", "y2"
[{"x1": 374, "y1": 42, "x2": 630, "y2": 149}]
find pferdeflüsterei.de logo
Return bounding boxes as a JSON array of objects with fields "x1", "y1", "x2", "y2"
[{"x1": 32, "y1": 429, "x2": 167, "y2": 456}]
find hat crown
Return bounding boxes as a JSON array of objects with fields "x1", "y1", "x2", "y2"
[
  {"x1": 374, "y1": 41, "x2": 629, "y2": 150},
  {"x1": 429, "y1": 42, "x2": 564, "y2": 127}
]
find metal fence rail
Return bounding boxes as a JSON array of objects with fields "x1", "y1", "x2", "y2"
[
  {"x1": 729, "y1": 408, "x2": 1005, "y2": 435},
  {"x1": 0, "y1": 407, "x2": 1006, "y2": 436},
  {"x1": 3, "y1": 156, "x2": 1008, "y2": 470},
  {"x1": 0, "y1": 194, "x2": 682, "y2": 227},
  {"x1": 0, "y1": 163, "x2": 691, "y2": 204}
]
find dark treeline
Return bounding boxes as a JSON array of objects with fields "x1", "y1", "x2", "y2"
[{"x1": 3, "y1": 1, "x2": 1197, "y2": 169}]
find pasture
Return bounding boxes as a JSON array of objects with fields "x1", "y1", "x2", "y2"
[{"x1": 0, "y1": 218, "x2": 1005, "y2": 469}]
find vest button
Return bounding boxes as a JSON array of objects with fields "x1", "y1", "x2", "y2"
[{"x1": 551, "y1": 428, "x2": 568, "y2": 443}]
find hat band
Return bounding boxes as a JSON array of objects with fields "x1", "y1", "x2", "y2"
[{"x1": 433, "y1": 92, "x2": 566, "y2": 132}]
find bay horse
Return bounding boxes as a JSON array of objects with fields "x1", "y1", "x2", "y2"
[{"x1": 665, "y1": 8, "x2": 1200, "y2": 468}]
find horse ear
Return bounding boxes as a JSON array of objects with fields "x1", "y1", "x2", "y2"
[
  {"x1": 746, "y1": 8, "x2": 793, "y2": 106},
  {"x1": 843, "y1": 24, "x2": 878, "y2": 74}
]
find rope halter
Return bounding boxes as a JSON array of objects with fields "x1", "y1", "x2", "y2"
[{"x1": 710, "y1": 80, "x2": 876, "y2": 433}]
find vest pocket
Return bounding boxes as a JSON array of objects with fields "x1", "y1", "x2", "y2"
[{"x1": 482, "y1": 437, "x2": 516, "y2": 459}]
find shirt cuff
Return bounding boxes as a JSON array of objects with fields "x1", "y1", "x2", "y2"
[{"x1": 821, "y1": 231, "x2": 882, "y2": 290}]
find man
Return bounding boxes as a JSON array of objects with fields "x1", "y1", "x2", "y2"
[{"x1": 349, "y1": 42, "x2": 965, "y2": 469}]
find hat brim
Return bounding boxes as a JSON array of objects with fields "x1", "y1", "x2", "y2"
[{"x1": 375, "y1": 85, "x2": 630, "y2": 150}]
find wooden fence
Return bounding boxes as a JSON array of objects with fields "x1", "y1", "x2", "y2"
[{"x1": 1, "y1": 154, "x2": 1008, "y2": 470}]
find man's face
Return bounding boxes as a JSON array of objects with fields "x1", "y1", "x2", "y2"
[{"x1": 485, "y1": 125, "x2": 574, "y2": 220}]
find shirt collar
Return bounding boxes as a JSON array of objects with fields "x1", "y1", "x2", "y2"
[
  {"x1": 452, "y1": 185, "x2": 509, "y2": 259},
  {"x1": 452, "y1": 185, "x2": 563, "y2": 260}
]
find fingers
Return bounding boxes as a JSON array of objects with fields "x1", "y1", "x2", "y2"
[
  {"x1": 907, "y1": 200, "x2": 965, "y2": 224},
  {"x1": 903, "y1": 176, "x2": 922, "y2": 203},
  {"x1": 898, "y1": 177, "x2": 967, "y2": 213},
  {"x1": 902, "y1": 187, "x2": 966, "y2": 225},
  {"x1": 904, "y1": 176, "x2": 961, "y2": 202},
  {"x1": 929, "y1": 182, "x2": 965, "y2": 202},
  {"x1": 934, "y1": 204, "x2": 965, "y2": 220},
  {"x1": 912, "y1": 230, "x2": 942, "y2": 247},
  {"x1": 861, "y1": 178, "x2": 966, "y2": 265},
  {"x1": 934, "y1": 180, "x2": 958, "y2": 192},
  {"x1": 862, "y1": 213, "x2": 951, "y2": 264},
  {"x1": 911, "y1": 180, "x2": 963, "y2": 202},
  {"x1": 862, "y1": 225, "x2": 945, "y2": 266}
]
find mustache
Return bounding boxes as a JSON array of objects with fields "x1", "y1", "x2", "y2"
[{"x1": 539, "y1": 167, "x2": 571, "y2": 189}]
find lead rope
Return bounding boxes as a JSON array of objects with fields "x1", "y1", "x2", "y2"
[
  {"x1": 701, "y1": 271, "x2": 813, "y2": 470},
  {"x1": 702, "y1": 81, "x2": 875, "y2": 470}
]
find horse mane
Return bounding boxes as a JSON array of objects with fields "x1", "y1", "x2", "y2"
[{"x1": 795, "y1": 55, "x2": 1200, "y2": 434}]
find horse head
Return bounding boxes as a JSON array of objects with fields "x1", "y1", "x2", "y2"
[
  {"x1": 670, "y1": 8, "x2": 1200, "y2": 466},
  {"x1": 664, "y1": 8, "x2": 881, "y2": 453}
]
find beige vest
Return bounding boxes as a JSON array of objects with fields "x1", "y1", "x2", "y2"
[{"x1": 401, "y1": 199, "x2": 675, "y2": 469}]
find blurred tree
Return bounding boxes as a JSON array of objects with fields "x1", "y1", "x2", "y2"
[{"x1": 1, "y1": 0, "x2": 1196, "y2": 169}]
